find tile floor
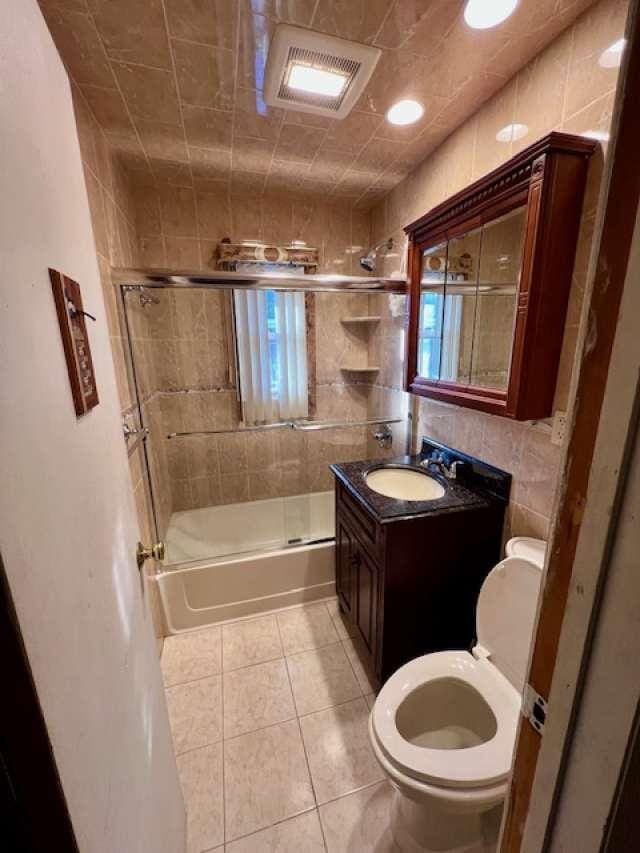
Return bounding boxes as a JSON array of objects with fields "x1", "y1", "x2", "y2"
[{"x1": 161, "y1": 599, "x2": 401, "y2": 852}]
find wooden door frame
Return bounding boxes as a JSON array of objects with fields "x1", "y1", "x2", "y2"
[
  {"x1": 0, "y1": 551, "x2": 79, "y2": 851},
  {"x1": 500, "y1": 0, "x2": 640, "y2": 848}
]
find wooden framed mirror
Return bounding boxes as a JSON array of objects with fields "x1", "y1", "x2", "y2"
[{"x1": 405, "y1": 133, "x2": 596, "y2": 420}]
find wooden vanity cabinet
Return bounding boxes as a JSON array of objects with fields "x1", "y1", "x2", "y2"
[{"x1": 334, "y1": 480, "x2": 506, "y2": 683}]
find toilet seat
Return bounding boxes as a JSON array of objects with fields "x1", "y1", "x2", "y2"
[{"x1": 371, "y1": 650, "x2": 521, "y2": 790}]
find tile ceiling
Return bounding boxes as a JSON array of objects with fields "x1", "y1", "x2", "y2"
[{"x1": 40, "y1": 0, "x2": 597, "y2": 206}]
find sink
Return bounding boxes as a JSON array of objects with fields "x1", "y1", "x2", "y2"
[{"x1": 365, "y1": 467, "x2": 446, "y2": 502}]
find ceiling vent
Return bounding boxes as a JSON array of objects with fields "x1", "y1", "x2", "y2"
[{"x1": 264, "y1": 25, "x2": 381, "y2": 119}]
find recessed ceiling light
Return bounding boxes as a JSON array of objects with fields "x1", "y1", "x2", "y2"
[
  {"x1": 464, "y1": 0, "x2": 519, "y2": 29},
  {"x1": 496, "y1": 122, "x2": 528, "y2": 142},
  {"x1": 386, "y1": 99, "x2": 424, "y2": 126},
  {"x1": 599, "y1": 38, "x2": 626, "y2": 68},
  {"x1": 583, "y1": 129, "x2": 610, "y2": 142},
  {"x1": 287, "y1": 63, "x2": 348, "y2": 98}
]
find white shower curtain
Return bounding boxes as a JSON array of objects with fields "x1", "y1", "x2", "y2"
[{"x1": 233, "y1": 290, "x2": 309, "y2": 425}]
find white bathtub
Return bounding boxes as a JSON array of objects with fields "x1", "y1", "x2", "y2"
[
  {"x1": 157, "y1": 490, "x2": 336, "y2": 632},
  {"x1": 156, "y1": 541, "x2": 335, "y2": 632},
  {"x1": 165, "y1": 490, "x2": 335, "y2": 564}
]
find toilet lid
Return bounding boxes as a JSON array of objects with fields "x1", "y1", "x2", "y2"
[
  {"x1": 505, "y1": 537, "x2": 547, "y2": 569},
  {"x1": 475, "y1": 557, "x2": 543, "y2": 691}
]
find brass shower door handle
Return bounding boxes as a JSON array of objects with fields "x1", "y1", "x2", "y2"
[{"x1": 136, "y1": 540, "x2": 165, "y2": 570}]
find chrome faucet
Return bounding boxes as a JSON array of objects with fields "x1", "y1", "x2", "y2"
[
  {"x1": 420, "y1": 452, "x2": 465, "y2": 480},
  {"x1": 373, "y1": 423, "x2": 393, "y2": 449}
]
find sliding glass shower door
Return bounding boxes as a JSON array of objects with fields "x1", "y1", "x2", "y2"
[{"x1": 122, "y1": 284, "x2": 409, "y2": 568}]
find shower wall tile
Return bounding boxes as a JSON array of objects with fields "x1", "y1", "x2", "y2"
[
  {"x1": 171, "y1": 478, "x2": 193, "y2": 512},
  {"x1": 246, "y1": 431, "x2": 279, "y2": 472},
  {"x1": 186, "y1": 436, "x2": 220, "y2": 478},
  {"x1": 129, "y1": 174, "x2": 373, "y2": 276},
  {"x1": 138, "y1": 234, "x2": 167, "y2": 267},
  {"x1": 218, "y1": 432, "x2": 248, "y2": 473},
  {"x1": 220, "y1": 473, "x2": 250, "y2": 504},
  {"x1": 139, "y1": 277, "x2": 409, "y2": 513},
  {"x1": 162, "y1": 236, "x2": 201, "y2": 268},
  {"x1": 191, "y1": 476, "x2": 222, "y2": 510},
  {"x1": 248, "y1": 471, "x2": 285, "y2": 501}
]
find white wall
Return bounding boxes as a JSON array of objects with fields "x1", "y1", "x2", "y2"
[{"x1": 0, "y1": 2, "x2": 185, "y2": 851}]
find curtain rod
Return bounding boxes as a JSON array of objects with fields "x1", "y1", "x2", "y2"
[{"x1": 112, "y1": 267, "x2": 408, "y2": 294}]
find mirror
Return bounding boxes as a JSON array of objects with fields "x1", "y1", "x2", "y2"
[
  {"x1": 417, "y1": 206, "x2": 526, "y2": 392},
  {"x1": 471, "y1": 207, "x2": 526, "y2": 390},
  {"x1": 405, "y1": 134, "x2": 595, "y2": 421}
]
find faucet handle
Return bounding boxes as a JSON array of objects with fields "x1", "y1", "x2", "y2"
[{"x1": 448, "y1": 460, "x2": 466, "y2": 480}]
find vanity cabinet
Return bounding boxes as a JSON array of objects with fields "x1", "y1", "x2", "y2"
[
  {"x1": 405, "y1": 132, "x2": 595, "y2": 420},
  {"x1": 333, "y1": 453, "x2": 508, "y2": 683},
  {"x1": 337, "y1": 514, "x2": 379, "y2": 655}
]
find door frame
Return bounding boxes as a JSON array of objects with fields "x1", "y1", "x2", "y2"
[{"x1": 500, "y1": 0, "x2": 640, "y2": 847}]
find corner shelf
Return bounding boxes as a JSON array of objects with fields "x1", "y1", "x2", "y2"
[
  {"x1": 340, "y1": 316, "x2": 382, "y2": 324},
  {"x1": 340, "y1": 366, "x2": 380, "y2": 373}
]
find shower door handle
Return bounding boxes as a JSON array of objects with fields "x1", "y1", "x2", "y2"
[{"x1": 136, "y1": 540, "x2": 165, "y2": 570}]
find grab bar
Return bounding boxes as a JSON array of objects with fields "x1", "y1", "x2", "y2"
[
  {"x1": 291, "y1": 417, "x2": 403, "y2": 432},
  {"x1": 166, "y1": 416, "x2": 404, "y2": 439},
  {"x1": 167, "y1": 421, "x2": 291, "y2": 438}
]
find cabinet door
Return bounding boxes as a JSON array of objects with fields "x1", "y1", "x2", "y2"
[
  {"x1": 356, "y1": 544, "x2": 378, "y2": 655},
  {"x1": 336, "y1": 519, "x2": 356, "y2": 618}
]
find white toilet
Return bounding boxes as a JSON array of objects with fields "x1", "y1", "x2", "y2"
[{"x1": 369, "y1": 540, "x2": 546, "y2": 852}]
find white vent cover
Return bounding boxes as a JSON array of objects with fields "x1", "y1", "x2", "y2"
[{"x1": 264, "y1": 25, "x2": 381, "y2": 119}]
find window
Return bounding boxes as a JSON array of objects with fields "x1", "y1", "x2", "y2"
[{"x1": 233, "y1": 289, "x2": 309, "y2": 425}]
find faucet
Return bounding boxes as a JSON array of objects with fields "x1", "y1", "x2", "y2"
[
  {"x1": 420, "y1": 451, "x2": 465, "y2": 480},
  {"x1": 373, "y1": 423, "x2": 393, "y2": 450}
]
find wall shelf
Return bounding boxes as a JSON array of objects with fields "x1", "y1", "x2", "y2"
[
  {"x1": 340, "y1": 315, "x2": 382, "y2": 324},
  {"x1": 340, "y1": 366, "x2": 380, "y2": 373}
]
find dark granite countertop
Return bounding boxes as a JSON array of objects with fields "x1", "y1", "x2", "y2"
[{"x1": 330, "y1": 441, "x2": 511, "y2": 523}]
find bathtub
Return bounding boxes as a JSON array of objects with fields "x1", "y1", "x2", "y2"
[{"x1": 157, "y1": 491, "x2": 336, "y2": 632}]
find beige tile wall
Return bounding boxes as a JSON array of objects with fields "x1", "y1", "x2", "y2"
[
  {"x1": 129, "y1": 287, "x2": 409, "y2": 522},
  {"x1": 71, "y1": 82, "x2": 166, "y2": 647},
  {"x1": 122, "y1": 172, "x2": 410, "y2": 524},
  {"x1": 370, "y1": 0, "x2": 627, "y2": 539},
  {"x1": 128, "y1": 173, "x2": 373, "y2": 277}
]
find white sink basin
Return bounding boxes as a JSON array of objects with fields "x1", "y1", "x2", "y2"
[{"x1": 365, "y1": 467, "x2": 446, "y2": 502}]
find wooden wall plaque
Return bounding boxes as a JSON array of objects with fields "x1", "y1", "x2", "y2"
[{"x1": 49, "y1": 269, "x2": 99, "y2": 416}]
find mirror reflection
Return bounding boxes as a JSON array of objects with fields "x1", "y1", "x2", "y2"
[
  {"x1": 471, "y1": 207, "x2": 525, "y2": 389},
  {"x1": 417, "y1": 205, "x2": 526, "y2": 391}
]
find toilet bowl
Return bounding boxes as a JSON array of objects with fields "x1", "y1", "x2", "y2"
[{"x1": 369, "y1": 547, "x2": 545, "y2": 852}]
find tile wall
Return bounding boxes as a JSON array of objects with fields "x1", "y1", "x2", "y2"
[
  {"x1": 126, "y1": 286, "x2": 409, "y2": 526},
  {"x1": 370, "y1": 0, "x2": 627, "y2": 540},
  {"x1": 71, "y1": 82, "x2": 166, "y2": 645},
  {"x1": 128, "y1": 174, "x2": 372, "y2": 277}
]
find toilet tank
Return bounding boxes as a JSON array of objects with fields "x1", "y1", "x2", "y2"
[{"x1": 505, "y1": 536, "x2": 546, "y2": 569}]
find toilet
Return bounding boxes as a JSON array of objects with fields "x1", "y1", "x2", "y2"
[{"x1": 369, "y1": 540, "x2": 546, "y2": 852}]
